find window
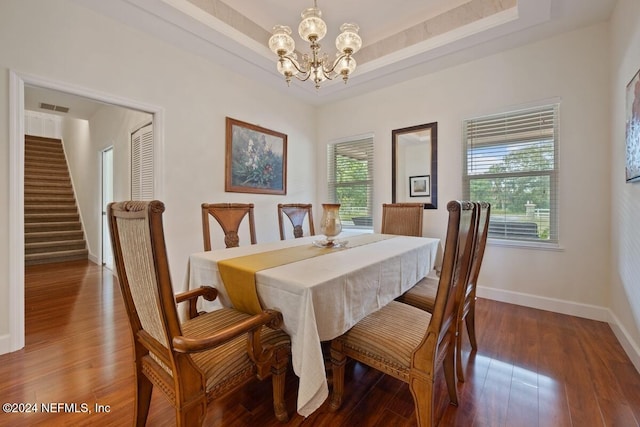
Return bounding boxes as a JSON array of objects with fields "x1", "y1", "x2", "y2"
[
  {"x1": 463, "y1": 104, "x2": 559, "y2": 245},
  {"x1": 131, "y1": 122, "x2": 153, "y2": 200},
  {"x1": 327, "y1": 136, "x2": 374, "y2": 229}
]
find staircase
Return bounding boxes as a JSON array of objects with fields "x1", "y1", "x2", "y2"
[{"x1": 24, "y1": 135, "x2": 88, "y2": 266}]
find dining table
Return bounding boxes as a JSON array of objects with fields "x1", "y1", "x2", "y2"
[{"x1": 185, "y1": 231, "x2": 440, "y2": 417}]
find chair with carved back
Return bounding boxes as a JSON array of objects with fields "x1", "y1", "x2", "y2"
[
  {"x1": 108, "y1": 200, "x2": 290, "y2": 426},
  {"x1": 397, "y1": 201, "x2": 490, "y2": 382},
  {"x1": 201, "y1": 203, "x2": 257, "y2": 250},
  {"x1": 330, "y1": 201, "x2": 478, "y2": 427},
  {"x1": 381, "y1": 203, "x2": 425, "y2": 236},
  {"x1": 278, "y1": 203, "x2": 315, "y2": 240}
]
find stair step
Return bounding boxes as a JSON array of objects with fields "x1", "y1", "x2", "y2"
[
  {"x1": 24, "y1": 144, "x2": 64, "y2": 157},
  {"x1": 24, "y1": 164, "x2": 69, "y2": 177},
  {"x1": 24, "y1": 165, "x2": 69, "y2": 176},
  {"x1": 25, "y1": 204, "x2": 77, "y2": 214},
  {"x1": 25, "y1": 249, "x2": 88, "y2": 266},
  {"x1": 25, "y1": 161, "x2": 68, "y2": 170},
  {"x1": 25, "y1": 139, "x2": 62, "y2": 147},
  {"x1": 25, "y1": 213, "x2": 80, "y2": 223},
  {"x1": 25, "y1": 145, "x2": 65, "y2": 154},
  {"x1": 26, "y1": 239, "x2": 86, "y2": 254},
  {"x1": 25, "y1": 147, "x2": 64, "y2": 157},
  {"x1": 24, "y1": 140, "x2": 63, "y2": 149},
  {"x1": 25, "y1": 135, "x2": 62, "y2": 144},
  {"x1": 25, "y1": 179, "x2": 72, "y2": 188},
  {"x1": 25, "y1": 196, "x2": 76, "y2": 204},
  {"x1": 25, "y1": 221, "x2": 82, "y2": 232},
  {"x1": 24, "y1": 154, "x2": 67, "y2": 164},
  {"x1": 24, "y1": 174, "x2": 71, "y2": 185},
  {"x1": 25, "y1": 230, "x2": 85, "y2": 243},
  {"x1": 24, "y1": 180, "x2": 72, "y2": 189},
  {"x1": 25, "y1": 187, "x2": 74, "y2": 197}
]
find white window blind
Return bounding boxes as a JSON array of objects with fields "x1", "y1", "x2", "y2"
[
  {"x1": 327, "y1": 136, "x2": 374, "y2": 229},
  {"x1": 131, "y1": 123, "x2": 154, "y2": 200},
  {"x1": 463, "y1": 104, "x2": 559, "y2": 244}
]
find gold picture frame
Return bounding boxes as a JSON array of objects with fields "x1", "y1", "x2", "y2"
[{"x1": 225, "y1": 117, "x2": 287, "y2": 195}]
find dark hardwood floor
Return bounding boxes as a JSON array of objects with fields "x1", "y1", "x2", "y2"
[{"x1": 1, "y1": 260, "x2": 639, "y2": 426}]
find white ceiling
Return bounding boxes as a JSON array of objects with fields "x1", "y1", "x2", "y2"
[
  {"x1": 25, "y1": 85, "x2": 107, "y2": 120},
  {"x1": 29, "y1": 0, "x2": 616, "y2": 112}
]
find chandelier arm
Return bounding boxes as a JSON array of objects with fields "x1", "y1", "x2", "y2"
[
  {"x1": 324, "y1": 52, "x2": 351, "y2": 74},
  {"x1": 292, "y1": 71, "x2": 312, "y2": 82},
  {"x1": 321, "y1": 67, "x2": 335, "y2": 80},
  {"x1": 279, "y1": 55, "x2": 308, "y2": 74}
]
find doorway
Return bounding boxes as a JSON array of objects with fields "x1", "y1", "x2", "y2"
[{"x1": 8, "y1": 70, "x2": 164, "y2": 353}]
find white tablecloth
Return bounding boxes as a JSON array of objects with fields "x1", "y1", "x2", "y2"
[{"x1": 185, "y1": 232, "x2": 440, "y2": 417}]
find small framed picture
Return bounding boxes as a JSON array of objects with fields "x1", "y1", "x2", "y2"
[{"x1": 409, "y1": 175, "x2": 430, "y2": 197}]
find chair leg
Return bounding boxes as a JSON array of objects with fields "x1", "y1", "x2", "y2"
[
  {"x1": 466, "y1": 304, "x2": 478, "y2": 350},
  {"x1": 175, "y1": 401, "x2": 206, "y2": 427},
  {"x1": 444, "y1": 344, "x2": 459, "y2": 406},
  {"x1": 456, "y1": 321, "x2": 465, "y2": 383},
  {"x1": 135, "y1": 373, "x2": 153, "y2": 427},
  {"x1": 271, "y1": 350, "x2": 289, "y2": 422},
  {"x1": 329, "y1": 341, "x2": 347, "y2": 411},
  {"x1": 408, "y1": 376, "x2": 435, "y2": 427}
]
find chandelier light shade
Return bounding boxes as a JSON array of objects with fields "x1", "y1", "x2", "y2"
[{"x1": 268, "y1": 1, "x2": 362, "y2": 90}]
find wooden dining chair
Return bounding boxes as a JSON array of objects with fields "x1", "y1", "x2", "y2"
[
  {"x1": 278, "y1": 203, "x2": 315, "y2": 240},
  {"x1": 330, "y1": 201, "x2": 478, "y2": 427},
  {"x1": 381, "y1": 202, "x2": 425, "y2": 236},
  {"x1": 201, "y1": 203, "x2": 257, "y2": 250},
  {"x1": 397, "y1": 201, "x2": 490, "y2": 382},
  {"x1": 109, "y1": 200, "x2": 290, "y2": 425}
]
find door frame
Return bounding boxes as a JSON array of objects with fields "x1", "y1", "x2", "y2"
[
  {"x1": 7, "y1": 70, "x2": 165, "y2": 353},
  {"x1": 101, "y1": 146, "x2": 114, "y2": 269}
]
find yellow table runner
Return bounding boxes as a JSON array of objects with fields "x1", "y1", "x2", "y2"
[{"x1": 218, "y1": 234, "x2": 395, "y2": 314}]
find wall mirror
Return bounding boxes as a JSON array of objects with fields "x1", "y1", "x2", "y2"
[{"x1": 392, "y1": 122, "x2": 438, "y2": 209}]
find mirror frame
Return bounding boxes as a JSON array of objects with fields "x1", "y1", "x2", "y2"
[{"x1": 392, "y1": 122, "x2": 438, "y2": 209}]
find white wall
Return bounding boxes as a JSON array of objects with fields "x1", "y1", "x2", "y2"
[
  {"x1": 0, "y1": 0, "x2": 315, "y2": 352},
  {"x1": 318, "y1": 23, "x2": 612, "y2": 319},
  {"x1": 609, "y1": 0, "x2": 640, "y2": 366},
  {"x1": 63, "y1": 106, "x2": 152, "y2": 262}
]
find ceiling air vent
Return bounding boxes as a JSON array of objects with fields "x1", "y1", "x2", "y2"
[{"x1": 39, "y1": 102, "x2": 69, "y2": 113}]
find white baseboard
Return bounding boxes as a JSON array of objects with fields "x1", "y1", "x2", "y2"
[
  {"x1": 608, "y1": 311, "x2": 640, "y2": 374},
  {"x1": 477, "y1": 286, "x2": 609, "y2": 321},
  {"x1": 0, "y1": 334, "x2": 11, "y2": 355},
  {"x1": 88, "y1": 252, "x2": 99, "y2": 264},
  {"x1": 477, "y1": 286, "x2": 640, "y2": 373}
]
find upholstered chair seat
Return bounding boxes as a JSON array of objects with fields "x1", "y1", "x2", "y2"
[
  {"x1": 396, "y1": 275, "x2": 438, "y2": 313},
  {"x1": 333, "y1": 301, "x2": 431, "y2": 374},
  {"x1": 181, "y1": 308, "x2": 291, "y2": 394}
]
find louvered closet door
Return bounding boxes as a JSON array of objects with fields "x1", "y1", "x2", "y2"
[{"x1": 131, "y1": 123, "x2": 153, "y2": 200}]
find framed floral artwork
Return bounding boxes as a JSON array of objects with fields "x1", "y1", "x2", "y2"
[
  {"x1": 626, "y1": 69, "x2": 640, "y2": 183},
  {"x1": 225, "y1": 117, "x2": 287, "y2": 194}
]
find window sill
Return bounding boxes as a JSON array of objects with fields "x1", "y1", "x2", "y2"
[
  {"x1": 341, "y1": 227, "x2": 374, "y2": 234},
  {"x1": 487, "y1": 238, "x2": 563, "y2": 251}
]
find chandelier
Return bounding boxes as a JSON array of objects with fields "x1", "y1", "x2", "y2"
[{"x1": 268, "y1": 0, "x2": 362, "y2": 90}]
